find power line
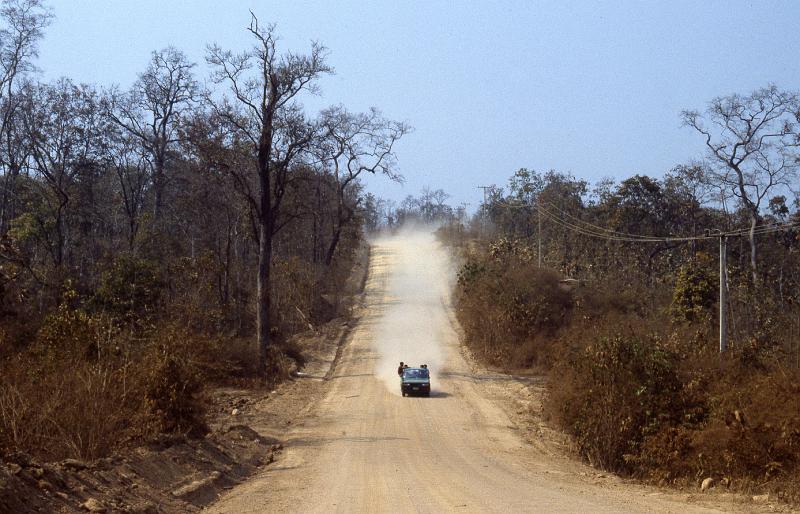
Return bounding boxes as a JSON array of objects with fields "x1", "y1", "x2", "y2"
[
  {"x1": 531, "y1": 199, "x2": 799, "y2": 355},
  {"x1": 540, "y1": 202, "x2": 684, "y2": 241},
  {"x1": 537, "y1": 200, "x2": 800, "y2": 243}
]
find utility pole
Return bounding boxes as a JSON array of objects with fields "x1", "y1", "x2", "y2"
[
  {"x1": 719, "y1": 234, "x2": 728, "y2": 353},
  {"x1": 477, "y1": 186, "x2": 491, "y2": 236},
  {"x1": 537, "y1": 199, "x2": 542, "y2": 268}
]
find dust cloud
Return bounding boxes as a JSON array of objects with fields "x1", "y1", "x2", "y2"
[{"x1": 368, "y1": 225, "x2": 457, "y2": 395}]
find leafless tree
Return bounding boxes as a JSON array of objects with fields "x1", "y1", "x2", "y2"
[
  {"x1": 206, "y1": 14, "x2": 332, "y2": 375},
  {"x1": 0, "y1": 0, "x2": 51, "y2": 233},
  {"x1": 21, "y1": 79, "x2": 106, "y2": 270},
  {"x1": 106, "y1": 125, "x2": 150, "y2": 250},
  {"x1": 106, "y1": 47, "x2": 197, "y2": 223},
  {"x1": 423, "y1": 187, "x2": 451, "y2": 220},
  {"x1": 0, "y1": 0, "x2": 50, "y2": 85},
  {"x1": 317, "y1": 105, "x2": 408, "y2": 265},
  {"x1": 682, "y1": 85, "x2": 800, "y2": 284}
]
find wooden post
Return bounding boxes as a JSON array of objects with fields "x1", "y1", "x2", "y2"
[
  {"x1": 537, "y1": 200, "x2": 542, "y2": 268},
  {"x1": 719, "y1": 235, "x2": 728, "y2": 353}
]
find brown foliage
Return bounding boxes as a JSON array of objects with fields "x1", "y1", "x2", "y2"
[
  {"x1": 633, "y1": 361, "x2": 800, "y2": 500},
  {"x1": 0, "y1": 359, "x2": 139, "y2": 461},
  {"x1": 454, "y1": 238, "x2": 800, "y2": 498},
  {"x1": 0, "y1": 8, "x2": 381, "y2": 468},
  {"x1": 546, "y1": 332, "x2": 687, "y2": 471},
  {"x1": 455, "y1": 243, "x2": 572, "y2": 369},
  {"x1": 0, "y1": 319, "x2": 212, "y2": 460}
]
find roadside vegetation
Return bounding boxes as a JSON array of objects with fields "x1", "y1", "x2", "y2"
[
  {"x1": 0, "y1": 1, "x2": 400, "y2": 463},
  {"x1": 441, "y1": 121, "x2": 800, "y2": 500}
]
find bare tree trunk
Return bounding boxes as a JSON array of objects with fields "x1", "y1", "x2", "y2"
[
  {"x1": 325, "y1": 195, "x2": 352, "y2": 267},
  {"x1": 0, "y1": 167, "x2": 17, "y2": 235},
  {"x1": 324, "y1": 226, "x2": 342, "y2": 266},
  {"x1": 748, "y1": 213, "x2": 758, "y2": 286},
  {"x1": 127, "y1": 214, "x2": 138, "y2": 251},
  {"x1": 222, "y1": 223, "x2": 232, "y2": 306},
  {"x1": 257, "y1": 216, "x2": 272, "y2": 374},
  {"x1": 153, "y1": 155, "x2": 165, "y2": 222},
  {"x1": 54, "y1": 198, "x2": 68, "y2": 269},
  {"x1": 312, "y1": 176, "x2": 321, "y2": 263},
  {"x1": 256, "y1": 98, "x2": 275, "y2": 376},
  {"x1": 234, "y1": 234, "x2": 244, "y2": 335}
]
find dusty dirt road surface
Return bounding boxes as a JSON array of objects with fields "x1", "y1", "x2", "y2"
[{"x1": 208, "y1": 230, "x2": 748, "y2": 514}]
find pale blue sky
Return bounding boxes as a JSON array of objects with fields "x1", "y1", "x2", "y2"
[{"x1": 36, "y1": 1, "x2": 800, "y2": 208}]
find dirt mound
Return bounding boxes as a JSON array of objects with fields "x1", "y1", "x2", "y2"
[{"x1": 0, "y1": 425, "x2": 281, "y2": 513}]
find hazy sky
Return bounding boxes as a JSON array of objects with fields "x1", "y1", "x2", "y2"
[{"x1": 35, "y1": 1, "x2": 800, "y2": 209}]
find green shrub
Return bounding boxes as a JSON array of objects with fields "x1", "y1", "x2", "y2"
[
  {"x1": 35, "y1": 289, "x2": 118, "y2": 362},
  {"x1": 96, "y1": 255, "x2": 163, "y2": 330},
  {"x1": 670, "y1": 256, "x2": 717, "y2": 323}
]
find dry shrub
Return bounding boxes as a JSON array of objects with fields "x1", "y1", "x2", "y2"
[
  {"x1": 272, "y1": 257, "x2": 318, "y2": 336},
  {"x1": 0, "y1": 258, "x2": 319, "y2": 462},
  {"x1": 164, "y1": 254, "x2": 228, "y2": 334},
  {"x1": 0, "y1": 316, "x2": 38, "y2": 359},
  {"x1": 702, "y1": 366, "x2": 800, "y2": 481},
  {"x1": 575, "y1": 283, "x2": 649, "y2": 319},
  {"x1": 634, "y1": 360, "x2": 800, "y2": 498},
  {"x1": 0, "y1": 357, "x2": 144, "y2": 460},
  {"x1": 203, "y1": 336, "x2": 303, "y2": 385},
  {"x1": 546, "y1": 333, "x2": 684, "y2": 472},
  {"x1": 547, "y1": 315, "x2": 800, "y2": 498},
  {"x1": 95, "y1": 255, "x2": 163, "y2": 331},
  {"x1": 142, "y1": 352, "x2": 207, "y2": 438},
  {"x1": 0, "y1": 298, "x2": 143, "y2": 460},
  {"x1": 456, "y1": 254, "x2": 572, "y2": 368},
  {"x1": 0, "y1": 314, "x2": 211, "y2": 461},
  {"x1": 215, "y1": 337, "x2": 261, "y2": 379}
]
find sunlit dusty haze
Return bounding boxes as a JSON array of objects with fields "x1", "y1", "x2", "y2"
[{"x1": 368, "y1": 227, "x2": 455, "y2": 394}]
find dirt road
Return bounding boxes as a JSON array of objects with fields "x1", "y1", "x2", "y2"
[{"x1": 208, "y1": 230, "x2": 744, "y2": 513}]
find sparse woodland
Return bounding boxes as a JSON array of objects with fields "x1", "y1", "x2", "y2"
[
  {"x1": 2, "y1": 0, "x2": 800, "y2": 504},
  {"x1": 0, "y1": 1, "x2": 405, "y2": 461},
  {"x1": 442, "y1": 90, "x2": 800, "y2": 498}
]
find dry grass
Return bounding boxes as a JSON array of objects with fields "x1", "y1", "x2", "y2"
[
  {"x1": 0, "y1": 358, "x2": 148, "y2": 460},
  {"x1": 0, "y1": 321, "x2": 214, "y2": 461}
]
